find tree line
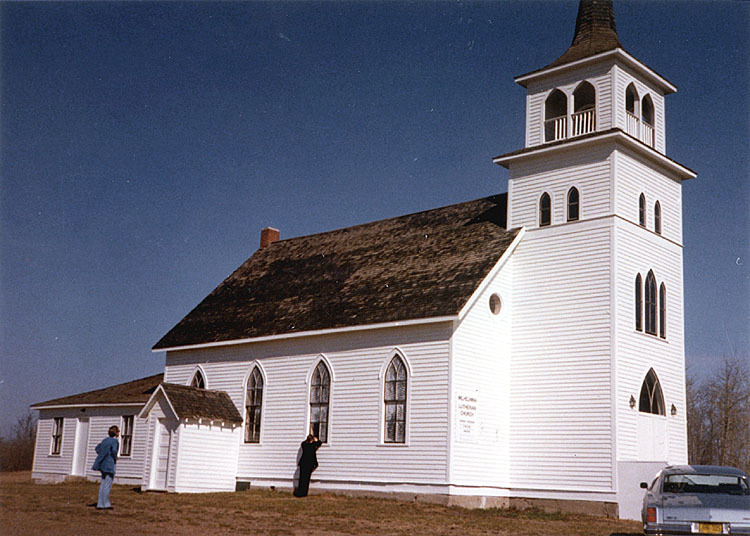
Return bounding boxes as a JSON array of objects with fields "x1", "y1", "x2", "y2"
[{"x1": 1, "y1": 357, "x2": 748, "y2": 473}]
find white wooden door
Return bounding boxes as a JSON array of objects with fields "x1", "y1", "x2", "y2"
[
  {"x1": 72, "y1": 417, "x2": 90, "y2": 476},
  {"x1": 150, "y1": 419, "x2": 172, "y2": 490},
  {"x1": 637, "y1": 414, "x2": 667, "y2": 461}
]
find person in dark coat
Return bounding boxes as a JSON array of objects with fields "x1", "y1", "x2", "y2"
[
  {"x1": 293, "y1": 434, "x2": 322, "y2": 497},
  {"x1": 91, "y1": 425, "x2": 119, "y2": 509}
]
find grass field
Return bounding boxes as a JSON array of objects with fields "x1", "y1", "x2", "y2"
[{"x1": 0, "y1": 472, "x2": 644, "y2": 535}]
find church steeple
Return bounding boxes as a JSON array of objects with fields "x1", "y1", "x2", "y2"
[{"x1": 546, "y1": 0, "x2": 622, "y2": 69}]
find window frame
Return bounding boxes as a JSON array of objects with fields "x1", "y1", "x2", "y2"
[
  {"x1": 190, "y1": 369, "x2": 206, "y2": 389},
  {"x1": 539, "y1": 192, "x2": 551, "y2": 227},
  {"x1": 659, "y1": 283, "x2": 667, "y2": 339},
  {"x1": 654, "y1": 201, "x2": 662, "y2": 235},
  {"x1": 635, "y1": 273, "x2": 643, "y2": 332},
  {"x1": 567, "y1": 187, "x2": 580, "y2": 222},
  {"x1": 120, "y1": 415, "x2": 134, "y2": 457},
  {"x1": 645, "y1": 270, "x2": 657, "y2": 335},
  {"x1": 50, "y1": 417, "x2": 63, "y2": 455},
  {"x1": 639, "y1": 369, "x2": 665, "y2": 416},
  {"x1": 309, "y1": 360, "x2": 331, "y2": 443},
  {"x1": 244, "y1": 366, "x2": 264, "y2": 444},
  {"x1": 639, "y1": 193, "x2": 646, "y2": 227},
  {"x1": 383, "y1": 355, "x2": 408, "y2": 444}
]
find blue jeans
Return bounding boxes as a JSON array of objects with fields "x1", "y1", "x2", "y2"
[{"x1": 97, "y1": 472, "x2": 114, "y2": 508}]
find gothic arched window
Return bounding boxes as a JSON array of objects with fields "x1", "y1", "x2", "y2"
[
  {"x1": 310, "y1": 362, "x2": 331, "y2": 442},
  {"x1": 639, "y1": 369, "x2": 665, "y2": 415},
  {"x1": 654, "y1": 201, "x2": 662, "y2": 235},
  {"x1": 567, "y1": 187, "x2": 580, "y2": 222},
  {"x1": 645, "y1": 270, "x2": 657, "y2": 335},
  {"x1": 544, "y1": 89, "x2": 567, "y2": 142},
  {"x1": 659, "y1": 283, "x2": 667, "y2": 339},
  {"x1": 639, "y1": 193, "x2": 646, "y2": 227},
  {"x1": 635, "y1": 273, "x2": 643, "y2": 332},
  {"x1": 384, "y1": 355, "x2": 407, "y2": 444},
  {"x1": 540, "y1": 192, "x2": 551, "y2": 227},
  {"x1": 245, "y1": 367, "x2": 263, "y2": 443},
  {"x1": 190, "y1": 370, "x2": 205, "y2": 389}
]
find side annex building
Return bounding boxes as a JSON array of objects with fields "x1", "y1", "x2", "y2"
[{"x1": 30, "y1": 1, "x2": 695, "y2": 520}]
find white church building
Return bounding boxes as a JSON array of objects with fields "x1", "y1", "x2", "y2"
[{"x1": 31, "y1": 0, "x2": 694, "y2": 520}]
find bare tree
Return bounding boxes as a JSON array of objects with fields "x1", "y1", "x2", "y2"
[
  {"x1": 687, "y1": 357, "x2": 750, "y2": 473},
  {"x1": 0, "y1": 412, "x2": 37, "y2": 472}
]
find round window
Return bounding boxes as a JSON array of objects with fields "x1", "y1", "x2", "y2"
[{"x1": 489, "y1": 294, "x2": 502, "y2": 315}]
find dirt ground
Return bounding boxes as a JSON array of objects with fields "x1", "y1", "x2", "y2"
[{"x1": 0, "y1": 472, "x2": 644, "y2": 536}]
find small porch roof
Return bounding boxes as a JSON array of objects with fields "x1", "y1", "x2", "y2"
[{"x1": 139, "y1": 383, "x2": 243, "y2": 424}]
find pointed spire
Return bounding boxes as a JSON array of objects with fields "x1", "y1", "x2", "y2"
[{"x1": 546, "y1": 0, "x2": 622, "y2": 69}]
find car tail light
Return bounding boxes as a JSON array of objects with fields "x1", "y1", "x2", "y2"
[{"x1": 647, "y1": 507, "x2": 657, "y2": 523}]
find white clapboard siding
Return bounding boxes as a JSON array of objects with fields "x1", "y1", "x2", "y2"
[
  {"x1": 32, "y1": 412, "x2": 75, "y2": 476},
  {"x1": 613, "y1": 218, "x2": 687, "y2": 464},
  {"x1": 32, "y1": 407, "x2": 148, "y2": 484},
  {"x1": 525, "y1": 63, "x2": 613, "y2": 148},
  {"x1": 612, "y1": 64, "x2": 667, "y2": 154},
  {"x1": 173, "y1": 421, "x2": 240, "y2": 492},
  {"x1": 450, "y1": 256, "x2": 513, "y2": 487},
  {"x1": 613, "y1": 149, "x2": 683, "y2": 245},
  {"x1": 508, "y1": 145, "x2": 613, "y2": 229},
  {"x1": 164, "y1": 323, "x2": 453, "y2": 486},
  {"x1": 510, "y1": 220, "x2": 614, "y2": 492}
]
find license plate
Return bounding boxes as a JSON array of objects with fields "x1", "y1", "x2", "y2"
[{"x1": 696, "y1": 522, "x2": 723, "y2": 534}]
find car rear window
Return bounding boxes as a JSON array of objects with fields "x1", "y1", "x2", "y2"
[{"x1": 664, "y1": 474, "x2": 749, "y2": 495}]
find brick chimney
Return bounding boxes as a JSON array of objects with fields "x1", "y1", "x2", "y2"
[{"x1": 259, "y1": 227, "x2": 280, "y2": 249}]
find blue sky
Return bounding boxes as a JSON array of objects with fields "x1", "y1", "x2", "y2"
[{"x1": 1, "y1": 1, "x2": 747, "y2": 436}]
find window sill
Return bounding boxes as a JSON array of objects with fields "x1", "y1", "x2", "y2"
[
  {"x1": 634, "y1": 330, "x2": 668, "y2": 343},
  {"x1": 377, "y1": 442, "x2": 410, "y2": 448}
]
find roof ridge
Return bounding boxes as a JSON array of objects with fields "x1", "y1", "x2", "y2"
[{"x1": 266, "y1": 193, "x2": 508, "y2": 247}]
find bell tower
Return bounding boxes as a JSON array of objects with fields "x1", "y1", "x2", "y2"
[{"x1": 494, "y1": 0, "x2": 695, "y2": 519}]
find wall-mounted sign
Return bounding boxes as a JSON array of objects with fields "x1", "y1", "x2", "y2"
[{"x1": 456, "y1": 392, "x2": 479, "y2": 443}]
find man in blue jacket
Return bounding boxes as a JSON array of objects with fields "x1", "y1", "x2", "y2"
[{"x1": 92, "y1": 425, "x2": 119, "y2": 510}]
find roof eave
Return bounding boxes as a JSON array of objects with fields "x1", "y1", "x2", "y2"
[
  {"x1": 515, "y1": 48, "x2": 676, "y2": 94},
  {"x1": 31, "y1": 402, "x2": 146, "y2": 410},
  {"x1": 153, "y1": 315, "x2": 458, "y2": 353},
  {"x1": 493, "y1": 130, "x2": 696, "y2": 181}
]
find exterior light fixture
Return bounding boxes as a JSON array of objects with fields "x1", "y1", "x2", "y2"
[
  {"x1": 670, "y1": 404, "x2": 677, "y2": 416},
  {"x1": 629, "y1": 395, "x2": 636, "y2": 409}
]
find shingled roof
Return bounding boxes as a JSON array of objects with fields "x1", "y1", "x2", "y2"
[
  {"x1": 31, "y1": 373, "x2": 163, "y2": 408},
  {"x1": 518, "y1": 0, "x2": 623, "y2": 79},
  {"x1": 154, "y1": 193, "x2": 520, "y2": 350},
  {"x1": 158, "y1": 383, "x2": 243, "y2": 424}
]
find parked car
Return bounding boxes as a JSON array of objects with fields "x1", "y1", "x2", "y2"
[{"x1": 640, "y1": 465, "x2": 750, "y2": 535}]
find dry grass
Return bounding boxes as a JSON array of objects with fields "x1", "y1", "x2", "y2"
[{"x1": 0, "y1": 472, "x2": 643, "y2": 535}]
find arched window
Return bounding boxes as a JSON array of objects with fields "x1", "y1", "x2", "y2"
[
  {"x1": 641, "y1": 95, "x2": 655, "y2": 147},
  {"x1": 539, "y1": 192, "x2": 551, "y2": 227},
  {"x1": 567, "y1": 187, "x2": 580, "y2": 222},
  {"x1": 245, "y1": 367, "x2": 263, "y2": 443},
  {"x1": 190, "y1": 370, "x2": 205, "y2": 389},
  {"x1": 625, "y1": 83, "x2": 640, "y2": 138},
  {"x1": 635, "y1": 274, "x2": 643, "y2": 332},
  {"x1": 572, "y1": 82, "x2": 596, "y2": 136},
  {"x1": 310, "y1": 361, "x2": 330, "y2": 442},
  {"x1": 639, "y1": 193, "x2": 646, "y2": 226},
  {"x1": 639, "y1": 369, "x2": 665, "y2": 415},
  {"x1": 384, "y1": 355, "x2": 407, "y2": 443},
  {"x1": 645, "y1": 270, "x2": 657, "y2": 335},
  {"x1": 654, "y1": 201, "x2": 662, "y2": 235},
  {"x1": 544, "y1": 89, "x2": 567, "y2": 142},
  {"x1": 659, "y1": 283, "x2": 667, "y2": 339},
  {"x1": 641, "y1": 95, "x2": 655, "y2": 126}
]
